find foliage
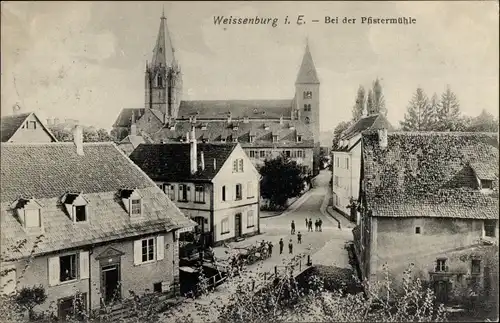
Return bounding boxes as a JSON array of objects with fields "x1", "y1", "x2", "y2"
[
  {"x1": 371, "y1": 78, "x2": 387, "y2": 117},
  {"x1": 352, "y1": 85, "x2": 366, "y2": 122},
  {"x1": 15, "y1": 285, "x2": 47, "y2": 319},
  {"x1": 366, "y1": 89, "x2": 374, "y2": 117},
  {"x1": 435, "y1": 86, "x2": 462, "y2": 131},
  {"x1": 260, "y1": 155, "x2": 305, "y2": 208},
  {"x1": 465, "y1": 109, "x2": 499, "y2": 132},
  {"x1": 332, "y1": 121, "x2": 352, "y2": 150},
  {"x1": 48, "y1": 125, "x2": 113, "y2": 142},
  {"x1": 400, "y1": 88, "x2": 437, "y2": 131}
]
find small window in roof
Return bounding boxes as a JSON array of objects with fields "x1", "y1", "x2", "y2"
[
  {"x1": 11, "y1": 198, "x2": 43, "y2": 229},
  {"x1": 62, "y1": 192, "x2": 89, "y2": 223},
  {"x1": 120, "y1": 189, "x2": 142, "y2": 217}
]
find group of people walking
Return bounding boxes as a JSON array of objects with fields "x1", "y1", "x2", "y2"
[{"x1": 290, "y1": 218, "x2": 323, "y2": 235}]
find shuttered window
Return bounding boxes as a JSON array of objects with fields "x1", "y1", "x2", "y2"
[
  {"x1": 48, "y1": 251, "x2": 88, "y2": 286},
  {"x1": 133, "y1": 236, "x2": 164, "y2": 265}
]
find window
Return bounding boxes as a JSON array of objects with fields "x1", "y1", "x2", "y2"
[
  {"x1": 260, "y1": 150, "x2": 266, "y2": 158},
  {"x1": 305, "y1": 117, "x2": 310, "y2": 124},
  {"x1": 247, "y1": 181, "x2": 254, "y2": 198},
  {"x1": 415, "y1": 226, "x2": 421, "y2": 234},
  {"x1": 153, "y1": 282, "x2": 162, "y2": 293},
  {"x1": 142, "y1": 238, "x2": 155, "y2": 263},
  {"x1": 75, "y1": 205, "x2": 86, "y2": 222},
  {"x1": 235, "y1": 184, "x2": 242, "y2": 200},
  {"x1": 303, "y1": 91, "x2": 312, "y2": 99},
  {"x1": 164, "y1": 184, "x2": 175, "y2": 200},
  {"x1": 285, "y1": 150, "x2": 291, "y2": 158},
  {"x1": 131, "y1": 199, "x2": 141, "y2": 215},
  {"x1": 222, "y1": 186, "x2": 226, "y2": 202},
  {"x1": 238, "y1": 159, "x2": 244, "y2": 172},
  {"x1": 481, "y1": 179, "x2": 493, "y2": 189},
  {"x1": 221, "y1": 218, "x2": 229, "y2": 234},
  {"x1": 233, "y1": 160, "x2": 238, "y2": 172},
  {"x1": 297, "y1": 150, "x2": 304, "y2": 158},
  {"x1": 157, "y1": 75, "x2": 163, "y2": 88},
  {"x1": 304, "y1": 104, "x2": 311, "y2": 111},
  {"x1": 471, "y1": 259, "x2": 481, "y2": 275},
  {"x1": 249, "y1": 150, "x2": 256, "y2": 158},
  {"x1": 336, "y1": 157, "x2": 339, "y2": 167},
  {"x1": 27, "y1": 121, "x2": 37, "y2": 129},
  {"x1": 297, "y1": 135, "x2": 302, "y2": 142},
  {"x1": 58, "y1": 293, "x2": 87, "y2": 321},
  {"x1": 247, "y1": 210, "x2": 255, "y2": 228},
  {"x1": 178, "y1": 184, "x2": 188, "y2": 202},
  {"x1": 194, "y1": 185, "x2": 205, "y2": 203},
  {"x1": 345, "y1": 157, "x2": 349, "y2": 170},
  {"x1": 435, "y1": 258, "x2": 447, "y2": 272},
  {"x1": 232, "y1": 137, "x2": 238, "y2": 143},
  {"x1": 250, "y1": 135, "x2": 255, "y2": 143},
  {"x1": 334, "y1": 176, "x2": 339, "y2": 187},
  {"x1": 24, "y1": 209, "x2": 41, "y2": 228},
  {"x1": 60, "y1": 254, "x2": 78, "y2": 282},
  {"x1": 233, "y1": 159, "x2": 244, "y2": 172},
  {"x1": 272, "y1": 135, "x2": 278, "y2": 142},
  {"x1": 484, "y1": 220, "x2": 496, "y2": 237}
]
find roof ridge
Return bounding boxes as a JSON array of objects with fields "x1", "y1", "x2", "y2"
[
  {"x1": 387, "y1": 131, "x2": 499, "y2": 136},
  {"x1": 1, "y1": 141, "x2": 116, "y2": 146}
]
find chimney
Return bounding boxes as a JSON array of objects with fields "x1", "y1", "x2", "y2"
[
  {"x1": 213, "y1": 158, "x2": 217, "y2": 170},
  {"x1": 73, "y1": 125, "x2": 84, "y2": 156},
  {"x1": 279, "y1": 115, "x2": 284, "y2": 125},
  {"x1": 190, "y1": 126, "x2": 197, "y2": 174},
  {"x1": 227, "y1": 113, "x2": 232, "y2": 124},
  {"x1": 200, "y1": 151, "x2": 205, "y2": 171},
  {"x1": 130, "y1": 111, "x2": 137, "y2": 136},
  {"x1": 378, "y1": 128, "x2": 388, "y2": 149}
]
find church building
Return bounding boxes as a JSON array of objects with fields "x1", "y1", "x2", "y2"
[{"x1": 113, "y1": 12, "x2": 321, "y2": 175}]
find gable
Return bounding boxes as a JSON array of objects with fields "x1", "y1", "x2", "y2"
[
  {"x1": 1, "y1": 113, "x2": 57, "y2": 143},
  {"x1": 212, "y1": 144, "x2": 260, "y2": 184}
]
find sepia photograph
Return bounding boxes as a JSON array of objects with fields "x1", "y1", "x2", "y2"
[{"x1": 1, "y1": 1, "x2": 498, "y2": 322}]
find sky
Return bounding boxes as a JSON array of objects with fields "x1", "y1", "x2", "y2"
[{"x1": 1, "y1": 1, "x2": 498, "y2": 131}]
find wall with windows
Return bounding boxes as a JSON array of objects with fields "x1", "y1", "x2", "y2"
[
  {"x1": 12, "y1": 232, "x2": 177, "y2": 315},
  {"x1": 363, "y1": 216, "x2": 497, "y2": 290},
  {"x1": 156, "y1": 182, "x2": 212, "y2": 211},
  {"x1": 332, "y1": 142, "x2": 361, "y2": 215},
  {"x1": 213, "y1": 203, "x2": 259, "y2": 243},
  {"x1": 243, "y1": 147, "x2": 314, "y2": 172},
  {"x1": 8, "y1": 114, "x2": 55, "y2": 143}
]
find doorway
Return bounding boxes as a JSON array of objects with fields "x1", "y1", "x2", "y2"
[
  {"x1": 434, "y1": 280, "x2": 450, "y2": 304},
  {"x1": 194, "y1": 216, "x2": 205, "y2": 233},
  {"x1": 101, "y1": 264, "x2": 121, "y2": 304},
  {"x1": 235, "y1": 213, "x2": 242, "y2": 238}
]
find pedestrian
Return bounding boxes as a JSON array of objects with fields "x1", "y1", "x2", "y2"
[
  {"x1": 315, "y1": 219, "x2": 319, "y2": 232},
  {"x1": 268, "y1": 241, "x2": 273, "y2": 257},
  {"x1": 288, "y1": 239, "x2": 293, "y2": 254},
  {"x1": 279, "y1": 238, "x2": 284, "y2": 254},
  {"x1": 308, "y1": 219, "x2": 313, "y2": 232},
  {"x1": 318, "y1": 219, "x2": 323, "y2": 232},
  {"x1": 297, "y1": 231, "x2": 302, "y2": 244},
  {"x1": 291, "y1": 220, "x2": 296, "y2": 235},
  {"x1": 305, "y1": 218, "x2": 308, "y2": 229}
]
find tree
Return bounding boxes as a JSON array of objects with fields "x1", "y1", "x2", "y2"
[
  {"x1": 465, "y1": 109, "x2": 499, "y2": 132},
  {"x1": 15, "y1": 285, "x2": 47, "y2": 320},
  {"x1": 371, "y1": 78, "x2": 387, "y2": 116},
  {"x1": 366, "y1": 89, "x2": 374, "y2": 117},
  {"x1": 352, "y1": 86, "x2": 366, "y2": 122},
  {"x1": 260, "y1": 156, "x2": 305, "y2": 209},
  {"x1": 48, "y1": 126, "x2": 114, "y2": 142},
  {"x1": 436, "y1": 86, "x2": 462, "y2": 131},
  {"x1": 400, "y1": 88, "x2": 437, "y2": 131},
  {"x1": 332, "y1": 121, "x2": 352, "y2": 151}
]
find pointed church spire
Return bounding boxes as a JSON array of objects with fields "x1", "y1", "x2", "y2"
[
  {"x1": 151, "y1": 9, "x2": 176, "y2": 69},
  {"x1": 295, "y1": 40, "x2": 320, "y2": 85}
]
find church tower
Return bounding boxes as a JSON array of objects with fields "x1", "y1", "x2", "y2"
[
  {"x1": 145, "y1": 10, "x2": 183, "y2": 119},
  {"x1": 294, "y1": 41, "x2": 320, "y2": 146}
]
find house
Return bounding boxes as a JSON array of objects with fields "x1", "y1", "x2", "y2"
[
  {"x1": 1, "y1": 110, "x2": 58, "y2": 143},
  {"x1": 332, "y1": 114, "x2": 393, "y2": 221},
  {"x1": 354, "y1": 130, "x2": 499, "y2": 304},
  {"x1": 0, "y1": 126, "x2": 195, "y2": 319},
  {"x1": 112, "y1": 13, "x2": 320, "y2": 175},
  {"x1": 129, "y1": 127, "x2": 261, "y2": 247}
]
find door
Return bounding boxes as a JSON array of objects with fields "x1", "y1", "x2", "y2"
[
  {"x1": 434, "y1": 280, "x2": 449, "y2": 304},
  {"x1": 235, "y1": 213, "x2": 242, "y2": 238},
  {"x1": 101, "y1": 264, "x2": 121, "y2": 303},
  {"x1": 194, "y1": 217, "x2": 205, "y2": 233}
]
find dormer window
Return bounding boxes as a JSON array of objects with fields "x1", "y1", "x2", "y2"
[
  {"x1": 264, "y1": 124, "x2": 270, "y2": 130},
  {"x1": 221, "y1": 137, "x2": 226, "y2": 143},
  {"x1": 62, "y1": 192, "x2": 89, "y2": 223},
  {"x1": 250, "y1": 135, "x2": 255, "y2": 143},
  {"x1": 272, "y1": 135, "x2": 278, "y2": 143},
  {"x1": 232, "y1": 137, "x2": 238, "y2": 143},
  {"x1": 243, "y1": 117, "x2": 249, "y2": 123},
  {"x1": 11, "y1": 198, "x2": 43, "y2": 229},
  {"x1": 233, "y1": 125, "x2": 239, "y2": 131},
  {"x1": 169, "y1": 124, "x2": 176, "y2": 131},
  {"x1": 481, "y1": 179, "x2": 493, "y2": 190},
  {"x1": 120, "y1": 189, "x2": 143, "y2": 217},
  {"x1": 201, "y1": 124, "x2": 208, "y2": 130},
  {"x1": 289, "y1": 124, "x2": 295, "y2": 130},
  {"x1": 296, "y1": 135, "x2": 302, "y2": 143}
]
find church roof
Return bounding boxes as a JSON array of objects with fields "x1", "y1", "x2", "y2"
[
  {"x1": 113, "y1": 108, "x2": 145, "y2": 127},
  {"x1": 148, "y1": 119, "x2": 314, "y2": 148},
  {"x1": 150, "y1": 13, "x2": 176, "y2": 69},
  {"x1": 340, "y1": 114, "x2": 394, "y2": 141},
  {"x1": 177, "y1": 100, "x2": 293, "y2": 120},
  {"x1": 295, "y1": 43, "x2": 320, "y2": 85},
  {"x1": 129, "y1": 143, "x2": 237, "y2": 182}
]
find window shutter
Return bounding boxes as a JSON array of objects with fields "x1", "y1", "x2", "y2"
[
  {"x1": 48, "y1": 256, "x2": 60, "y2": 286},
  {"x1": 156, "y1": 235, "x2": 165, "y2": 261},
  {"x1": 79, "y1": 251, "x2": 89, "y2": 279},
  {"x1": 133, "y1": 240, "x2": 142, "y2": 265}
]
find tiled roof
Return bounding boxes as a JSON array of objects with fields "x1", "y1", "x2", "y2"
[
  {"x1": 129, "y1": 143, "x2": 237, "y2": 182},
  {"x1": 341, "y1": 114, "x2": 394, "y2": 140},
  {"x1": 1, "y1": 142, "x2": 195, "y2": 258},
  {"x1": 177, "y1": 100, "x2": 293, "y2": 120},
  {"x1": 362, "y1": 132, "x2": 499, "y2": 219},
  {"x1": 146, "y1": 120, "x2": 314, "y2": 148},
  {"x1": 113, "y1": 108, "x2": 145, "y2": 127},
  {"x1": 117, "y1": 135, "x2": 148, "y2": 155},
  {"x1": 471, "y1": 161, "x2": 498, "y2": 181}
]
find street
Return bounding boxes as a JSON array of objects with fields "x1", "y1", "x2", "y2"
[{"x1": 161, "y1": 170, "x2": 354, "y2": 322}]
